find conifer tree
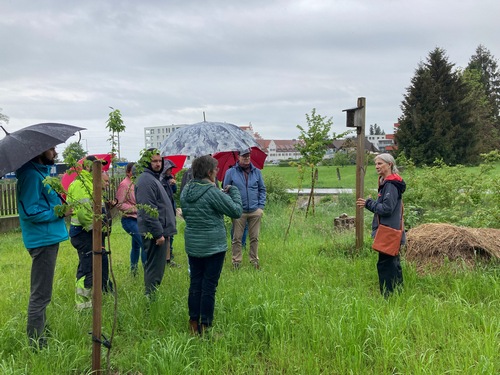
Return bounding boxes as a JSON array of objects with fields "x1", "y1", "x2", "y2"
[
  {"x1": 466, "y1": 45, "x2": 500, "y2": 150},
  {"x1": 396, "y1": 48, "x2": 478, "y2": 166}
]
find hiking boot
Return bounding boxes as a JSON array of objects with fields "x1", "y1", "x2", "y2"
[{"x1": 232, "y1": 262, "x2": 241, "y2": 270}]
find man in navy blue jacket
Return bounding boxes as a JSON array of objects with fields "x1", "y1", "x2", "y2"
[
  {"x1": 223, "y1": 147, "x2": 266, "y2": 269},
  {"x1": 16, "y1": 146, "x2": 72, "y2": 349}
]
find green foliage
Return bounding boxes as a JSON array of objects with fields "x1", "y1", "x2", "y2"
[
  {"x1": 296, "y1": 108, "x2": 333, "y2": 167},
  {"x1": 331, "y1": 151, "x2": 354, "y2": 166},
  {"x1": 62, "y1": 141, "x2": 87, "y2": 164},
  {"x1": 467, "y1": 44, "x2": 500, "y2": 126},
  {"x1": 262, "y1": 171, "x2": 289, "y2": 204},
  {"x1": 402, "y1": 151, "x2": 500, "y2": 228},
  {"x1": 396, "y1": 47, "x2": 479, "y2": 166},
  {"x1": 1, "y1": 197, "x2": 500, "y2": 373}
]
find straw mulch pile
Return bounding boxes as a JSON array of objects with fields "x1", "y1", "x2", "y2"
[{"x1": 405, "y1": 223, "x2": 500, "y2": 272}]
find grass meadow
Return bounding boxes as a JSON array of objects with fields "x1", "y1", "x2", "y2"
[{"x1": 1, "y1": 195, "x2": 500, "y2": 374}]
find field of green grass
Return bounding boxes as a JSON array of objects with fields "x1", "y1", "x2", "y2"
[
  {"x1": 1, "y1": 197, "x2": 500, "y2": 374},
  {"x1": 261, "y1": 161, "x2": 500, "y2": 190}
]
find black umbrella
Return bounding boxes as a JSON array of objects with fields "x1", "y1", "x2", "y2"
[{"x1": 0, "y1": 123, "x2": 86, "y2": 177}]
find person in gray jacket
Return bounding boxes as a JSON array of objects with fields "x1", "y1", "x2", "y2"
[
  {"x1": 223, "y1": 147, "x2": 266, "y2": 269},
  {"x1": 135, "y1": 149, "x2": 177, "y2": 296},
  {"x1": 181, "y1": 155, "x2": 242, "y2": 335}
]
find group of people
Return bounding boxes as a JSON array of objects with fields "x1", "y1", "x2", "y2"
[
  {"x1": 16, "y1": 139, "x2": 405, "y2": 348},
  {"x1": 15, "y1": 145, "x2": 269, "y2": 347}
]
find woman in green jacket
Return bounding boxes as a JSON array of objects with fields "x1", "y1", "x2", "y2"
[{"x1": 180, "y1": 155, "x2": 242, "y2": 335}]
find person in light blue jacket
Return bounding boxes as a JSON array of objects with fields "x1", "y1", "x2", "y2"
[
  {"x1": 223, "y1": 147, "x2": 266, "y2": 269},
  {"x1": 16, "y1": 146, "x2": 72, "y2": 349}
]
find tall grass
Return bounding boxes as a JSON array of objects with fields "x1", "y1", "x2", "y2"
[{"x1": 1, "y1": 200, "x2": 499, "y2": 374}]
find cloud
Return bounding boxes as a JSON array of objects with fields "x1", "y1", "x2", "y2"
[{"x1": 0, "y1": 0, "x2": 498, "y2": 161}]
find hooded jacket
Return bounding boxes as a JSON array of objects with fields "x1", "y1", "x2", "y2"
[
  {"x1": 16, "y1": 161, "x2": 69, "y2": 249},
  {"x1": 135, "y1": 167, "x2": 177, "y2": 240},
  {"x1": 67, "y1": 169, "x2": 94, "y2": 231},
  {"x1": 181, "y1": 179, "x2": 242, "y2": 257},
  {"x1": 365, "y1": 173, "x2": 406, "y2": 244},
  {"x1": 223, "y1": 162, "x2": 266, "y2": 213}
]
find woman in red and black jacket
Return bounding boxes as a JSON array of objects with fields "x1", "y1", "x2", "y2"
[{"x1": 357, "y1": 153, "x2": 406, "y2": 297}]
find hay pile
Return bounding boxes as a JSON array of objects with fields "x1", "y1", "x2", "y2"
[{"x1": 405, "y1": 223, "x2": 500, "y2": 271}]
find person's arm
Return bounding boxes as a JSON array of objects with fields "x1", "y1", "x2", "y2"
[
  {"x1": 17, "y1": 174, "x2": 60, "y2": 223},
  {"x1": 210, "y1": 185, "x2": 243, "y2": 219},
  {"x1": 222, "y1": 168, "x2": 233, "y2": 188},
  {"x1": 135, "y1": 177, "x2": 164, "y2": 239},
  {"x1": 365, "y1": 184, "x2": 399, "y2": 217},
  {"x1": 257, "y1": 171, "x2": 266, "y2": 209},
  {"x1": 116, "y1": 180, "x2": 137, "y2": 215}
]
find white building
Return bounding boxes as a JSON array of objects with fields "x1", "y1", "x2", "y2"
[
  {"x1": 144, "y1": 124, "x2": 189, "y2": 149},
  {"x1": 366, "y1": 134, "x2": 396, "y2": 153}
]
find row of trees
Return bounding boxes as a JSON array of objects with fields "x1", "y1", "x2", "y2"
[{"x1": 396, "y1": 45, "x2": 500, "y2": 166}]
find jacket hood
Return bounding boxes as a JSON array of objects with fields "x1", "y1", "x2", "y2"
[
  {"x1": 380, "y1": 173, "x2": 406, "y2": 197},
  {"x1": 183, "y1": 179, "x2": 213, "y2": 203}
]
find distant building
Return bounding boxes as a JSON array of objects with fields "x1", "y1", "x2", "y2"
[
  {"x1": 365, "y1": 123, "x2": 399, "y2": 153},
  {"x1": 255, "y1": 139, "x2": 301, "y2": 161},
  {"x1": 144, "y1": 124, "x2": 189, "y2": 149}
]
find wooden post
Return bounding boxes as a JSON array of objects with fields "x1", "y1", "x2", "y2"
[
  {"x1": 355, "y1": 97, "x2": 366, "y2": 251},
  {"x1": 91, "y1": 161, "x2": 103, "y2": 373}
]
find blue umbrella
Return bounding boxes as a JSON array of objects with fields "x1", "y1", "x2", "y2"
[
  {"x1": 0, "y1": 123, "x2": 85, "y2": 177},
  {"x1": 159, "y1": 121, "x2": 260, "y2": 157}
]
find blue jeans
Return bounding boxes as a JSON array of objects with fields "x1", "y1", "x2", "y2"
[
  {"x1": 121, "y1": 217, "x2": 146, "y2": 272},
  {"x1": 188, "y1": 251, "x2": 225, "y2": 327}
]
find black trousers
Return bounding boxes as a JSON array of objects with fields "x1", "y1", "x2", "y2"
[
  {"x1": 377, "y1": 252, "x2": 403, "y2": 297},
  {"x1": 142, "y1": 236, "x2": 168, "y2": 296},
  {"x1": 70, "y1": 229, "x2": 111, "y2": 291}
]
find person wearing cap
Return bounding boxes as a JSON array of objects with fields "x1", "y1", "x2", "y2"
[
  {"x1": 161, "y1": 159, "x2": 180, "y2": 267},
  {"x1": 116, "y1": 162, "x2": 146, "y2": 275},
  {"x1": 223, "y1": 147, "x2": 266, "y2": 269},
  {"x1": 16, "y1": 146, "x2": 73, "y2": 349},
  {"x1": 135, "y1": 148, "x2": 177, "y2": 297},
  {"x1": 67, "y1": 155, "x2": 113, "y2": 310}
]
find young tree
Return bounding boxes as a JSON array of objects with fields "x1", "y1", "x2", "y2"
[
  {"x1": 62, "y1": 142, "x2": 87, "y2": 164},
  {"x1": 296, "y1": 108, "x2": 333, "y2": 216},
  {"x1": 106, "y1": 107, "x2": 126, "y2": 162},
  {"x1": 396, "y1": 47, "x2": 478, "y2": 166}
]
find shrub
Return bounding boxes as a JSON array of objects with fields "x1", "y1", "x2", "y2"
[{"x1": 264, "y1": 171, "x2": 289, "y2": 204}]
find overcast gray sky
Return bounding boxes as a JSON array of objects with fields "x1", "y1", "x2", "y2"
[{"x1": 0, "y1": 0, "x2": 498, "y2": 161}]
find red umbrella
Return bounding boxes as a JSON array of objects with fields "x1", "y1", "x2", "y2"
[
  {"x1": 163, "y1": 155, "x2": 187, "y2": 176},
  {"x1": 213, "y1": 147, "x2": 267, "y2": 181},
  {"x1": 61, "y1": 154, "x2": 112, "y2": 191}
]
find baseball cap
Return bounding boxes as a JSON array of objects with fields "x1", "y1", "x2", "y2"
[{"x1": 238, "y1": 147, "x2": 251, "y2": 156}]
